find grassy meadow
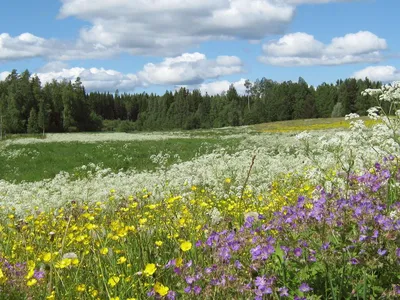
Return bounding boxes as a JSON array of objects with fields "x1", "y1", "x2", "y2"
[{"x1": 1, "y1": 114, "x2": 400, "y2": 299}]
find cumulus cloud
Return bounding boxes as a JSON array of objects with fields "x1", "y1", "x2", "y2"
[
  {"x1": 0, "y1": 71, "x2": 10, "y2": 81},
  {"x1": 34, "y1": 63, "x2": 141, "y2": 91},
  {"x1": 0, "y1": 33, "x2": 51, "y2": 60},
  {"x1": 198, "y1": 78, "x2": 248, "y2": 96},
  {"x1": 28, "y1": 52, "x2": 244, "y2": 91},
  {"x1": 57, "y1": 0, "x2": 297, "y2": 56},
  {"x1": 352, "y1": 66, "x2": 400, "y2": 82},
  {"x1": 0, "y1": 1, "x2": 360, "y2": 61},
  {"x1": 137, "y1": 53, "x2": 244, "y2": 85},
  {"x1": 60, "y1": 0, "x2": 295, "y2": 54},
  {"x1": 260, "y1": 31, "x2": 387, "y2": 66},
  {"x1": 0, "y1": 32, "x2": 118, "y2": 62},
  {"x1": 286, "y1": 0, "x2": 355, "y2": 3}
]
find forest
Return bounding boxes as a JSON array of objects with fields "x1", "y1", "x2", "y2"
[{"x1": 0, "y1": 69, "x2": 382, "y2": 134}]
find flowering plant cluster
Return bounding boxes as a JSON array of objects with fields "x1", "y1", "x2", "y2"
[
  {"x1": 158, "y1": 158, "x2": 400, "y2": 299},
  {"x1": 0, "y1": 82, "x2": 400, "y2": 299}
]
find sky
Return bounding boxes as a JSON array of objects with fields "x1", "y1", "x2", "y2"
[{"x1": 0, "y1": 0, "x2": 399, "y2": 95}]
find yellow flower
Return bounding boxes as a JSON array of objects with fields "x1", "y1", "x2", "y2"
[
  {"x1": 155, "y1": 241, "x2": 163, "y2": 247},
  {"x1": 0, "y1": 269, "x2": 5, "y2": 279},
  {"x1": 100, "y1": 248, "x2": 109, "y2": 255},
  {"x1": 85, "y1": 223, "x2": 97, "y2": 230},
  {"x1": 43, "y1": 252, "x2": 52, "y2": 262},
  {"x1": 76, "y1": 284, "x2": 86, "y2": 292},
  {"x1": 27, "y1": 278, "x2": 37, "y2": 286},
  {"x1": 117, "y1": 256, "x2": 127, "y2": 264},
  {"x1": 55, "y1": 258, "x2": 72, "y2": 269},
  {"x1": 175, "y1": 257, "x2": 183, "y2": 267},
  {"x1": 108, "y1": 276, "x2": 120, "y2": 287},
  {"x1": 46, "y1": 291, "x2": 55, "y2": 300},
  {"x1": 154, "y1": 282, "x2": 169, "y2": 296},
  {"x1": 143, "y1": 263, "x2": 157, "y2": 276},
  {"x1": 180, "y1": 241, "x2": 192, "y2": 252},
  {"x1": 90, "y1": 288, "x2": 99, "y2": 297},
  {"x1": 225, "y1": 178, "x2": 231, "y2": 184},
  {"x1": 110, "y1": 297, "x2": 120, "y2": 300}
]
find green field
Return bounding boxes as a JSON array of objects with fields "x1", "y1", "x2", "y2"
[{"x1": 0, "y1": 137, "x2": 242, "y2": 182}]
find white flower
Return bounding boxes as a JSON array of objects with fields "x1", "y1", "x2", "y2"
[
  {"x1": 345, "y1": 113, "x2": 360, "y2": 120},
  {"x1": 295, "y1": 131, "x2": 311, "y2": 141},
  {"x1": 62, "y1": 252, "x2": 78, "y2": 259}
]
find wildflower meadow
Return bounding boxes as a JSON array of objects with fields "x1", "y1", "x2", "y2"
[{"x1": 1, "y1": 83, "x2": 400, "y2": 299}]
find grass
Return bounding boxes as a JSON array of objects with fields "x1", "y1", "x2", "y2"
[
  {"x1": 0, "y1": 116, "x2": 379, "y2": 183},
  {"x1": 253, "y1": 116, "x2": 380, "y2": 133},
  {"x1": 0, "y1": 138, "x2": 240, "y2": 183}
]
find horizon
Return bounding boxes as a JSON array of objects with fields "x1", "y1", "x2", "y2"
[{"x1": 0, "y1": 0, "x2": 399, "y2": 95}]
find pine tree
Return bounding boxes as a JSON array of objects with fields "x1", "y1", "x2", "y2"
[{"x1": 27, "y1": 108, "x2": 39, "y2": 133}]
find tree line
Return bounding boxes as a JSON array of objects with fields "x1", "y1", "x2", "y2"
[{"x1": 0, "y1": 69, "x2": 382, "y2": 134}]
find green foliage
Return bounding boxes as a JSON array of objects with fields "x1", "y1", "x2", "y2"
[
  {"x1": 0, "y1": 70, "x2": 383, "y2": 134},
  {"x1": 116, "y1": 120, "x2": 136, "y2": 132},
  {"x1": 27, "y1": 108, "x2": 39, "y2": 134},
  {"x1": 331, "y1": 102, "x2": 345, "y2": 118}
]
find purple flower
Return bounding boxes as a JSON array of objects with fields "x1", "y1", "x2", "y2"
[
  {"x1": 219, "y1": 247, "x2": 231, "y2": 261},
  {"x1": 396, "y1": 248, "x2": 400, "y2": 258},
  {"x1": 167, "y1": 291, "x2": 177, "y2": 300},
  {"x1": 184, "y1": 286, "x2": 191, "y2": 293},
  {"x1": 234, "y1": 260, "x2": 243, "y2": 269},
  {"x1": 350, "y1": 258, "x2": 359, "y2": 265},
  {"x1": 165, "y1": 259, "x2": 175, "y2": 268},
  {"x1": 33, "y1": 270, "x2": 45, "y2": 280},
  {"x1": 279, "y1": 287, "x2": 289, "y2": 297},
  {"x1": 299, "y1": 282, "x2": 312, "y2": 293},
  {"x1": 358, "y1": 235, "x2": 367, "y2": 242},
  {"x1": 185, "y1": 260, "x2": 193, "y2": 268},
  {"x1": 281, "y1": 245, "x2": 290, "y2": 258},
  {"x1": 185, "y1": 276, "x2": 195, "y2": 284},
  {"x1": 308, "y1": 255, "x2": 316, "y2": 262},
  {"x1": 377, "y1": 248, "x2": 387, "y2": 256},
  {"x1": 250, "y1": 245, "x2": 262, "y2": 260},
  {"x1": 193, "y1": 286, "x2": 202, "y2": 295},
  {"x1": 294, "y1": 247, "x2": 302, "y2": 257},
  {"x1": 264, "y1": 287, "x2": 273, "y2": 294},
  {"x1": 254, "y1": 276, "x2": 267, "y2": 289},
  {"x1": 394, "y1": 285, "x2": 400, "y2": 295},
  {"x1": 260, "y1": 245, "x2": 275, "y2": 260}
]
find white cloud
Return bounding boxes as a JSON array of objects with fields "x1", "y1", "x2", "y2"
[
  {"x1": 0, "y1": 71, "x2": 10, "y2": 81},
  {"x1": 352, "y1": 66, "x2": 400, "y2": 82},
  {"x1": 198, "y1": 78, "x2": 247, "y2": 95},
  {"x1": 137, "y1": 52, "x2": 244, "y2": 85},
  {"x1": 35, "y1": 65, "x2": 141, "y2": 92},
  {"x1": 58, "y1": 0, "x2": 296, "y2": 56},
  {"x1": 0, "y1": 32, "x2": 118, "y2": 62},
  {"x1": 260, "y1": 31, "x2": 387, "y2": 66},
  {"x1": 0, "y1": 33, "x2": 50, "y2": 60},
  {"x1": 29, "y1": 52, "x2": 244, "y2": 91},
  {"x1": 0, "y1": 1, "x2": 360, "y2": 61},
  {"x1": 286, "y1": 0, "x2": 355, "y2": 3}
]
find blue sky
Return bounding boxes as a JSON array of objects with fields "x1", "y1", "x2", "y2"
[{"x1": 0, "y1": 0, "x2": 399, "y2": 95}]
